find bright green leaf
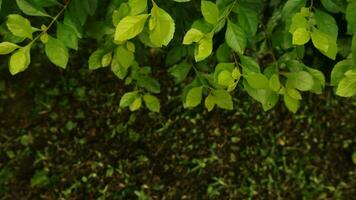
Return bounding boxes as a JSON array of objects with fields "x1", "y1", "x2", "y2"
[
  {"x1": 128, "y1": 0, "x2": 147, "y2": 15},
  {"x1": 183, "y1": 28, "x2": 204, "y2": 45},
  {"x1": 286, "y1": 71, "x2": 314, "y2": 91},
  {"x1": 201, "y1": 0, "x2": 219, "y2": 25},
  {"x1": 225, "y1": 20, "x2": 246, "y2": 55},
  {"x1": 45, "y1": 37, "x2": 69, "y2": 69},
  {"x1": 9, "y1": 44, "x2": 31, "y2": 75},
  {"x1": 245, "y1": 73, "x2": 270, "y2": 89},
  {"x1": 114, "y1": 14, "x2": 149, "y2": 42},
  {"x1": 149, "y1": 2, "x2": 175, "y2": 47},
  {"x1": 143, "y1": 94, "x2": 160, "y2": 112},
  {"x1": 185, "y1": 86, "x2": 203, "y2": 108},
  {"x1": 6, "y1": 14, "x2": 34, "y2": 39},
  {"x1": 0, "y1": 42, "x2": 20, "y2": 55},
  {"x1": 292, "y1": 28, "x2": 310, "y2": 45}
]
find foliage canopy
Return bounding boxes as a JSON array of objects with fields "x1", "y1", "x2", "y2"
[{"x1": 0, "y1": 0, "x2": 356, "y2": 113}]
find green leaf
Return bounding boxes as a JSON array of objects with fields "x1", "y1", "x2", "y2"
[
  {"x1": 185, "y1": 86, "x2": 203, "y2": 108},
  {"x1": 331, "y1": 59, "x2": 354, "y2": 86},
  {"x1": 120, "y1": 91, "x2": 139, "y2": 107},
  {"x1": 168, "y1": 61, "x2": 192, "y2": 84},
  {"x1": 183, "y1": 28, "x2": 204, "y2": 45},
  {"x1": 101, "y1": 52, "x2": 112, "y2": 67},
  {"x1": 128, "y1": 0, "x2": 147, "y2": 15},
  {"x1": 57, "y1": 22, "x2": 78, "y2": 50},
  {"x1": 129, "y1": 96, "x2": 142, "y2": 111},
  {"x1": 111, "y1": 58, "x2": 128, "y2": 80},
  {"x1": 225, "y1": 20, "x2": 246, "y2": 55},
  {"x1": 314, "y1": 9, "x2": 338, "y2": 39},
  {"x1": 346, "y1": 2, "x2": 356, "y2": 34},
  {"x1": 195, "y1": 33, "x2": 213, "y2": 62},
  {"x1": 245, "y1": 73, "x2": 270, "y2": 89},
  {"x1": 143, "y1": 94, "x2": 160, "y2": 112},
  {"x1": 237, "y1": 5, "x2": 259, "y2": 37},
  {"x1": 136, "y1": 75, "x2": 161, "y2": 94},
  {"x1": 287, "y1": 88, "x2": 302, "y2": 100},
  {"x1": 212, "y1": 89, "x2": 233, "y2": 110},
  {"x1": 114, "y1": 14, "x2": 149, "y2": 42},
  {"x1": 217, "y1": 70, "x2": 235, "y2": 87},
  {"x1": 204, "y1": 94, "x2": 215, "y2": 111},
  {"x1": 321, "y1": 0, "x2": 346, "y2": 13},
  {"x1": 283, "y1": 93, "x2": 300, "y2": 113},
  {"x1": 286, "y1": 71, "x2": 314, "y2": 91},
  {"x1": 292, "y1": 28, "x2": 310, "y2": 45},
  {"x1": 289, "y1": 13, "x2": 308, "y2": 34},
  {"x1": 201, "y1": 0, "x2": 219, "y2": 25},
  {"x1": 0, "y1": 42, "x2": 20, "y2": 55},
  {"x1": 115, "y1": 46, "x2": 134, "y2": 69},
  {"x1": 6, "y1": 14, "x2": 34, "y2": 39},
  {"x1": 88, "y1": 49, "x2": 105, "y2": 70},
  {"x1": 240, "y1": 56, "x2": 261, "y2": 74},
  {"x1": 45, "y1": 37, "x2": 69, "y2": 69},
  {"x1": 282, "y1": 0, "x2": 306, "y2": 21},
  {"x1": 149, "y1": 2, "x2": 175, "y2": 47},
  {"x1": 311, "y1": 28, "x2": 337, "y2": 60},
  {"x1": 269, "y1": 74, "x2": 281, "y2": 92},
  {"x1": 336, "y1": 70, "x2": 356, "y2": 97},
  {"x1": 9, "y1": 44, "x2": 31, "y2": 75},
  {"x1": 16, "y1": 0, "x2": 50, "y2": 17}
]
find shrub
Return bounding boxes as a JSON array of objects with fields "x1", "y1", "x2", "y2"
[{"x1": 0, "y1": 0, "x2": 355, "y2": 113}]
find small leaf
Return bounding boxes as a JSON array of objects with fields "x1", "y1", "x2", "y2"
[
  {"x1": 45, "y1": 37, "x2": 69, "y2": 69},
  {"x1": 212, "y1": 89, "x2": 233, "y2": 110},
  {"x1": 284, "y1": 93, "x2": 300, "y2": 113},
  {"x1": 330, "y1": 59, "x2": 353, "y2": 86},
  {"x1": 269, "y1": 74, "x2": 281, "y2": 92},
  {"x1": 286, "y1": 71, "x2": 314, "y2": 91},
  {"x1": 129, "y1": 96, "x2": 142, "y2": 111},
  {"x1": 245, "y1": 73, "x2": 270, "y2": 89},
  {"x1": 185, "y1": 86, "x2": 203, "y2": 108},
  {"x1": 204, "y1": 93, "x2": 215, "y2": 111},
  {"x1": 149, "y1": 2, "x2": 175, "y2": 47},
  {"x1": 57, "y1": 22, "x2": 78, "y2": 50},
  {"x1": 114, "y1": 14, "x2": 149, "y2": 42},
  {"x1": 195, "y1": 33, "x2": 213, "y2": 62},
  {"x1": 128, "y1": 0, "x2": 147, "y2": 15},
  {"x1": 120, "y1": 91, "x2": 139, "y2": 107},
  {"x1": 201, "y1": 0, "x2": 219, "y2": 25},
  {"x1": 143, "y1": 94, "x2": 160, "y2": 112},
  {"x1": 115, "y1": 46, "x2": 134, "y2": 69},
  {"x1": 217, "y1": 70, "x2": 235, "y2": 87},
  {"x1": 16, "y1": 0, "x2": 50, "y2": 17},
  {"x1": 168, "y1": 61, "x2": 192, "y2": 84},
  {"x1": 101, "y1": 52, "x2": 112, "y2": 67},
  {"x1": 9, "y1": 44, "x2": 31, "y2": 75},
  {"x1": 292, "y1": 28, "x2": 310, "y2": 45},
  {"x1": 6, "y1": 14, "x2": 34, "y2": 39},
  {"x1": 183, "y1": 28, "x2": 204, "y2": 45},
  {"x1": 225, "y1": 20, "x2": 246, "y2": 55},
  {"x1": 0, "y1": 42, "x2": 20, "y2": 55},
  {"x1": 88, "y1": 49, "x2": 105, "y2": 70},
  {"x1": 336, "y1": 70, "x2": 356, "y2": 97}
]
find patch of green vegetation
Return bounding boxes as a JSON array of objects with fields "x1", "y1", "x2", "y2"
[{"x1": 0, "y1": 66, "x2": 355, "y2": 199}]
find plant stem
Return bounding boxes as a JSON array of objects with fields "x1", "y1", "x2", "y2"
[{"x1": 31, "y1": 0, "x2": 71, "y2": 44}]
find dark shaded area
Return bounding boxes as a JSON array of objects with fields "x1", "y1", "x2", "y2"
[{"x1": 0, "y1": 63, "x2": 355, "y2": 200}]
